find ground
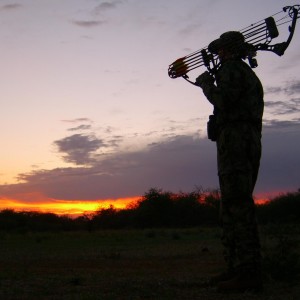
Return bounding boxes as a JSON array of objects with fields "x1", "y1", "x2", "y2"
[{"x1": 0, "y1": 227, "x2": 299, "y2": 299}]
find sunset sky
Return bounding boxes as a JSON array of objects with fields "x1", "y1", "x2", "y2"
[{"x1": 1, "y1": 0, "x2": 299, "y2": 216}]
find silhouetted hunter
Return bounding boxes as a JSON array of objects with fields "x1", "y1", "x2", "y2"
[
  {"x1": 196, "y1": 31, "x2": 263, "y2": 292},
  {"x1": 168, "y1": 5, "x2": 300, "y2": 293}
]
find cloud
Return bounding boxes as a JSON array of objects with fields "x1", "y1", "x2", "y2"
[
  {"x1": 0, "y1": 135, "x2": 217, "y2": 201},
  {"x1": 284, "y1": 81, "x2": 300, "y2": 95},
  {"x1": 0, "y1": 3, "x2": 22, "y2": 11},
  {"x1": 265, "y1": 79, "x2": 300, "y2": 96},
  {"x1": 71, "y1": 20, "x2": 106, "y2": 27},
  {"x1": 62, "y1": 118, "x2": 92, "y2": 124},
  {"x1": 71, "y1": 0, "x2": 123, "y2": 29},
  {"x1": 105, "y1": 135, "x2": 124, "y2": 148},
  {"x1": 68, "y1": 124, "x2": 92, "y2": 131},
  {"x1": 263, "y1": 118, "x2": 300, "y2": 131},
  {"x1": 264, "y1": 80, "x2": 300, "y2": 115},
  {"x1": 264, "y1": 98, "x2": 300, "y2": 115},
  {"x1": 93, "y1": 1, "x2": 123, "y2": 15},
  {"x1": 62, "y1": 118, "x2": 93, "y2": 132},
  {"x1": 54, "y1": 134, "x2": 105, "y2": 165},
  {"x1": 1, "y1": 122, "x2": 299, "y2": 203}
]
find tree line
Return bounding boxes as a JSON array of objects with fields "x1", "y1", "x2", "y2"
[{"x1": 0, "y1": 188, "x2": 299, "y2": 232}]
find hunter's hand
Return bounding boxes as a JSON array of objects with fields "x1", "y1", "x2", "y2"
[{"x1": 196, "y1": 71, "x2": 214, "y2": 88}]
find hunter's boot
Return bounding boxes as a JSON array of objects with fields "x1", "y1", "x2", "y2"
[{"x1": 217, "y1": 267, "x2": 263, "y2": 293}]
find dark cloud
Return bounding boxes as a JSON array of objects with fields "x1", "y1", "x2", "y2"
[
  {"x1": 1, "y1": 135, "x2": 217, "y2": 200},
  {"x1": 1, "y1": 123, "x2": 299, "y2": 202},
  {"x1": 285, "y1": 81, "x2": 300, "y2": 95},
  {"x1": 106, "y1": 135, "x2": 124, "y2": 147},
  {"x1": 61, "y1": 118, "x2": 92, "y2": 124},
  {"x1": 71, "y1": 1, "x2": 123, "y2": 28},
  {"x1": 265, "y1": 79, "x2": 300, "y2": 96},
  {"x1": 264, "y1": 87, "x2": 282, "y2": 94},
  {"x1": 264, "y1": 80, "x2": 300, "y2": 115},
  {"x1": 258, "y1": 123, "x2": 300, "y2": 194},
  {"x1": 71, "y1": 20, "x2": 106, "y2": 28},
  {"x1": 93, "y1": 1, "x2": 122, "y2": 15},
  {"x1": 104, "y1": 126, "x2": 115, "y2": 134},
  {"x1": 54, "y1": 134, "x2": 105, "y2": 165},
  {"x1": 68, "y1": 124, "x2": 92, "y2": 131},
  {"x1": 263, "y1": 118, "x2": 300, "y2": 131},
  {"x1": 264, "y1": 98, "x2": 300, "y2": 115},
  {"x1": 63, "y1": 118, "x2": 93, "y2": 132},
  {"x1": 1, "y1": 3, "x2": 22, "y2": 11}
]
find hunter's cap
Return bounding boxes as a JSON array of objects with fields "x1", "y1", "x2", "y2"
[{"x1": 208, "y1": 31, "x2": 245, "y2": 54}]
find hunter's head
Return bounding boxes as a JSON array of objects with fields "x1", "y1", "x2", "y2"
[{"x1": 208, "y1": 31, "x2": 245, "y2": 61}]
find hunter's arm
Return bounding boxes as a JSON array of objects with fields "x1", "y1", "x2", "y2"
[{"x1": 197, "y1": 61, "x2": 244, "y2": 110}]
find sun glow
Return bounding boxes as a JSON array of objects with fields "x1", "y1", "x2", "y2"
[
  {"x1": 0, "y1": 196, "x2": 141, "y2": 217},
  {"x1": 0, "y1": 191, "x2": 278, "y2": 217},
  {"x1": 255, "y1": 198, "x2": 270, "y2": 205}
]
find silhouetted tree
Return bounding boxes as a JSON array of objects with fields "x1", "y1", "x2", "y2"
[
  {"x1": 0, "y1": 189, "x2": 299, "y2": 231},
  {"x1": 257, "y1": 190, "x2": 300, "y2": 224},
  {"x1": 134, "y1": 188, "x2": 175, "y2": 228},
  {"x1": 172, "y1": 191, "x2": 203, "y2": 227}
]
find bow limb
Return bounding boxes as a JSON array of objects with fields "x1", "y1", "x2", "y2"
[{"x1": 256, "y1": 5, "x2": 299, "y2": 56}]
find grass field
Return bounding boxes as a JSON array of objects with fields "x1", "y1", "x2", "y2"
[{"x1": 0, "y1": 226, "x2": 299, "y2": 299}]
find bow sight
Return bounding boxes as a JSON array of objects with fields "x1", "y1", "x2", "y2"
[{"x1": 168, "y1": 5, "x2": 299, "y2": 85}]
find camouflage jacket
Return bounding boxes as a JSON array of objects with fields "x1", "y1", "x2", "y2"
[{"x1": 201, "y1": 59, "x2": 264, "y2": 131}]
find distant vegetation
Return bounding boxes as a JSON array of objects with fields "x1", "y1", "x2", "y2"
[{"x1": 0, "y1": 188, "x2": 300, "y2": 232}]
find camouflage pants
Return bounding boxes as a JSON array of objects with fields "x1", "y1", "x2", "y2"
[{"x1": 217, "y1": 123, "x2": 262, "y2": 273}]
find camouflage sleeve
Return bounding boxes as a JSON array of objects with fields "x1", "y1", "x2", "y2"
[{"x1": 200, "y1": 61, "x2": 245, "y2": 110}]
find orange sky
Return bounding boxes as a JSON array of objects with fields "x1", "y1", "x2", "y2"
[
  {"x1": 0, "y1": 194, "x2": 141, "y2": 217},
  {"x1": 0, "y1": 192, "x2": 271, "y2": 217}
]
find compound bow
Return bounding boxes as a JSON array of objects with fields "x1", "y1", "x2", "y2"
[{"x1": 168, "y1": 5, "x2": 299, "y2": 86}]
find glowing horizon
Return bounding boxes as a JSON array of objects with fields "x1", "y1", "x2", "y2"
[
  {"x1": 0, "y1": 196, "x2": 141, "y2": 217},
  {"x1": 0, "y1": 193, "x2": 273, "y2": 217}
]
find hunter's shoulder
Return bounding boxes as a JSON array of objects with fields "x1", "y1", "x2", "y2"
[
  {"x1": 221, "y1": 59, "x2": 248, "y2": 69},
  {"x1": 219, "y1": 59, "x2": 255, "y2": 78}
]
